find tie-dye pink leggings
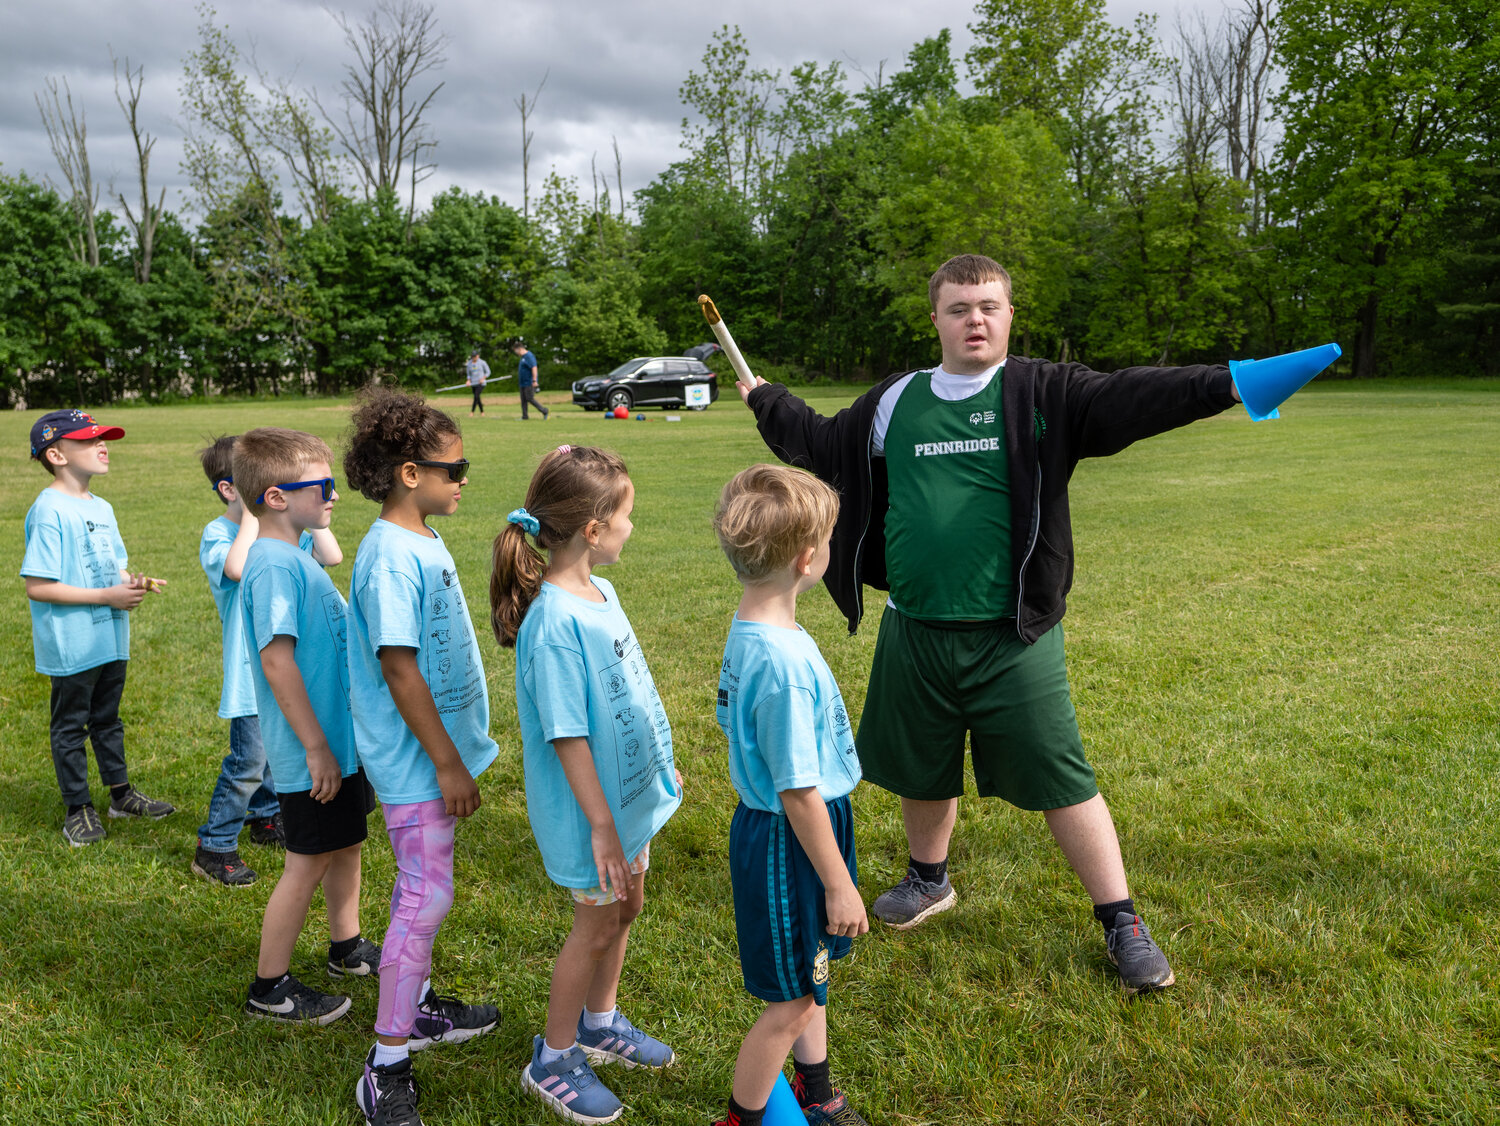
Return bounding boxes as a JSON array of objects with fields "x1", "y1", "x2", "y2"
[{"x1": 375, "y1": 798, "x2": 455, "y2": 1039}]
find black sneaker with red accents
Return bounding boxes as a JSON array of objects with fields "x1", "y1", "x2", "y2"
[
  {"x1": 1105, "y1": 912, "x2": 1176, "y2": 994},
  {"x1": 192, "y1": 845, "x2": 257, "y2": 887},
  {"x1": 802, "y1": 1091, "x2": 871, "y2": 1126}
]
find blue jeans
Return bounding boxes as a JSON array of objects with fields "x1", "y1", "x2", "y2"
[{"x1": 197, "y1": 715, "x2": 278, "y2": 852}]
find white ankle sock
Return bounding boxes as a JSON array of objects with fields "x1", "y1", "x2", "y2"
[
  {"x1": 582, "y1": 1006, "x2": 618, "y2": 1031},
  {"x1": 373, "y1": 1042, "x2": 409, "y2": 1068},
  {"x1": 538, "y1": 1039, "x2": 570, "y2": 1066}
]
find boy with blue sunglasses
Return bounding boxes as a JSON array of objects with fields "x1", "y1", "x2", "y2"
[{"x1": 234, "y1": 427, "x2": 377, "y2": 1024}]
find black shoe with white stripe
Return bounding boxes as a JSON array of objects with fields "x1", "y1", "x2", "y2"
[{"x1": 245, "y1": 974, "x2": 352, "y2": 1025}]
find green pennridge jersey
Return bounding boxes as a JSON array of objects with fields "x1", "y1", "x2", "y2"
[{"x1": 883, "y1": 370, "x2": 1013, "y2": 620}]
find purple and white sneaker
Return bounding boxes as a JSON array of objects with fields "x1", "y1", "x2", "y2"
[
  {"x1": 407, "y1": 986, "x2": 498, "y2": 1051},
  {"x1": 355, "y1": 1046, "x2": 423, "y2": 1126}
]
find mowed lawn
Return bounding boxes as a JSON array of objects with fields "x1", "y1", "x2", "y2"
[{"x1": 1, "y1": 380, "x2": 1497, "y2": 1125}]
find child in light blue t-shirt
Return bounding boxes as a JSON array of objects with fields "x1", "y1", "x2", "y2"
[
  {"x1": 193, "y1": 434, "x2": 342, "y2": 887},
  {"x1": 343, "y1": 388, "x2": 501, "y2": 1126},
  {"x1": 235, "y1": 427, "x2": 375, "y2": 1028},
  {"x1": 21, "y1": 409, "x2": 173, "y2": 847},
  {"x1": 710, "y1": 464, "x2": 870, "y2": 1126},
  {"x1": 493, "y1": 444, "x2": 681, "y2": 1125}
]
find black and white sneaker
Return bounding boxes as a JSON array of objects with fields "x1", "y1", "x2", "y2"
[
  {"x1": 192, "y1": 845, "x2": 257, "y2": 887},
  {"x1": 108, "y1": 786, "x2": 175, "y2": 820},
  {"x1": 408, "y1": 987, "x2": 499, "y2": 1051},
  {"x1": 244, "y1": 974, "x2": 352, "y2": 1025},
  {"x1": 356, "y1": 1046, "x2": 424, "y2": 1125},
  {"x1": 328, "y1": 937, "x2": 382, "y2": 977},
  {"x1": 63, "y1": 804, "x2": 106, "y2": 847}
]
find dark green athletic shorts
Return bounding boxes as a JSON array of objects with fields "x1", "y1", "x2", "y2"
[{"x1": 856, "y1": 609, "x2": 1098, "y2": 811}]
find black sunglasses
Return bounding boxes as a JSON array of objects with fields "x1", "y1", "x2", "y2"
[
  {"x1": 256, "y1": 477, "x2": 336, "y2": 504},
  {"x1": 411, "y1": 459, "x2": 470, "y2": 483}
]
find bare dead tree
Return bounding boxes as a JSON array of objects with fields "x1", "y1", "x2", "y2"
[
  {"x1": 320, "y1": 0, "x2": 448, "y2": 232},
  {"x1": 515, "y1": 70, "x2": 548, "y2": 223},
  {"x1": 36, "y1": 76, "x2": 100, "y2": 267},
  {"x1": 1177, "y1": 0, "x2": 1275, "y2": 232},
  {"x1": 612, "y1": 134, "x2": 624, "y2": 221},
  {"x1": 590, "y1": 152, "x2": 607, "y2": 251},
  {"x1": 111, "y1": 53, "x2": 166, "y2": 284},
  {"x1": 258, "y1": 64, "x2": 345, "y2": 225}
]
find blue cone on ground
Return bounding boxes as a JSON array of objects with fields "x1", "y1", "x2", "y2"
[
  {"x1": 764, "y1": 1073, "x2": 804, "y2": 1125},
  {"x1": 1229, "y1": 342, "x2": 1341, "y2": 421}
]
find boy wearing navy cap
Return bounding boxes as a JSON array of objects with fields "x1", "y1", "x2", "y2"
[{"x1": 22, "y1": 410, "x2": 173, "y2": 846}]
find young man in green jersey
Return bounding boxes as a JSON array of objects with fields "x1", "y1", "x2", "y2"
[{"x1": 738, "y1": 253, "x2": 1244, "y2": 992}]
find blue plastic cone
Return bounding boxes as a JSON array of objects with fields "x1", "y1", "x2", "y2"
[
  {"x1": 764, "y1": 1073, "x2": 805, "y2": 1125},
  {"x1": 1229, "y1": 342, "x2": 1341, "y2": 421}
]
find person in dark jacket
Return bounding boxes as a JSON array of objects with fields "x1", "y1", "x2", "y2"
[{"x1": 738, "y1": 254, "x2": 1242, "y2": 993}]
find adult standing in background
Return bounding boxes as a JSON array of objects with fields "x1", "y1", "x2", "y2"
[
  {"x1": 512, "y1": 340, "x2": 549, "y2": 421},
  {"x1": 466, "y1": 350, "x2": 490, "y2": 416}
]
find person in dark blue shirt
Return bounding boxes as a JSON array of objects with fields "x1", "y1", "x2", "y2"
[{"x1": 512, "y1": 341, "x2": 549, "y2": 420}]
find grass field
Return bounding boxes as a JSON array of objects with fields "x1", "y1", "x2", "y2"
[{"x1": 1, "y1": 381, "x2": 1498, "y2": 1125}]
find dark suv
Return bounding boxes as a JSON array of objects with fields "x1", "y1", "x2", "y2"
[{"x1": 571, "y1": 356, "x2": 720, "y2": 411}]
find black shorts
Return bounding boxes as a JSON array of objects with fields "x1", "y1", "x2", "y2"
[{"x1": 278, "y1": 769, "x2": 376, "y2": 855}]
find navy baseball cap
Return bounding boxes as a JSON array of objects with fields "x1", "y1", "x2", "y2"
[{"x1": 30, "y1": 409, "x2": 126, "y2": 459}]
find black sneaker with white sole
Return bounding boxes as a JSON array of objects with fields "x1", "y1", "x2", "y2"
[
  {"x1": 245, "y1": 974, "x2": 352, "y2": 1025},
  {"x1": 356, "y1": 1047, "x2": 424, "y2": 1126},
  {"x1": 408, "y1": 987, "x2": 499, "y2": 1051},
  {"x1": 328, "y1": 937, "x2": 382, "y2": 978},
  {"x1": 192, "y1": 845, "x2": 257, "y2": 887}
]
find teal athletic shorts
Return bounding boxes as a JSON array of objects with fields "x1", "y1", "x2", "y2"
[{"x1": 856, "y1": 609, "x2": 1098, "y2": 811}]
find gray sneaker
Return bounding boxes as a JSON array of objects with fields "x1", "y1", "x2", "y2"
[
  {"x1": 63, "y1": 804, "x2": 107, "y2": 847},
  {"x1": 870, "y1": 867, "x2": 957, "y2": 930},
  {"x1": 108, "y1": 786, "x2": 175, "y2": 820},
  {"x1": 1105, "y1": 913, "x2": 1175, "y2": 994}
]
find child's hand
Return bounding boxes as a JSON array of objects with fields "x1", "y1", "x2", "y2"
[
  {"x1": 132, "y1": 572, "x2": 167, "y2": 594},
  {"x1": 437, "y1": 762, "x2": 481, "y2": 818},
  {"x1": 674, "y1": 768, "x2": 685, "y2": 793},
  {"x1": 307, "y1": 747, "x2": 343, "y2": 803},
  {"x1": 824, "y1": 880, "x2": 869, "y2": 939},
  {"x1": 102, "y1": 582, "x2": 148, "y2": 611},
  {"x1": 591, "y1": 823, "x2": 631, "y2": 902}
]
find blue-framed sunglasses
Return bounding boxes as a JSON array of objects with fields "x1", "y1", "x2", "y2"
[{"x1": 256, "y1": 477, "x2": 336, "y2": 505}]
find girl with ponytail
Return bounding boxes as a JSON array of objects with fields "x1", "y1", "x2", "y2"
[{"x1": 493, "y1": 445, "x2": 683, "y2": 1124}]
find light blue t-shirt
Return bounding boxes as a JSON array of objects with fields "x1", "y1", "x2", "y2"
[
  {"x1": 515, "y1": 577, "x2": 681, "y2": 888},
  {"x1": 201, "y1": 516, "x2": 314, "y2": 719},
  {"x1": 240, "y1": 537, "x2": 359, "y2": 792},
  {"x1": 21, "y1": 488, "x2": 130, "y2": 676},
  {"x1": 347, "y1": 519, "x2": 498, "y2": 805},
  {"x1": 715, "y1": 616, "x2": 861, "y2": 814}
]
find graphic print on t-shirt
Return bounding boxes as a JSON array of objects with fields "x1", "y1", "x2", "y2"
[
  {"x1": 77, "y1": 518, "x2": 122, "y2": 626},
  {"x1": 321, "y1": 589, "x2": 351, "y2": 704},
  {"x1": 424, "y1": 586, "x2": 485, "y2": 715},
  {"x1": 598, "y1": 629, "x2": 672, "y2": 810}
]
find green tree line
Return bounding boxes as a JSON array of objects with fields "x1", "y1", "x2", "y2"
[{"x1": 3, "y1": 0, "x2": 1497, "y2": 408}]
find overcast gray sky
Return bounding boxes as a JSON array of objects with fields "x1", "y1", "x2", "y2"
[{"x1": 1, "y1": 0, "x2": 1199, "y2": 221}]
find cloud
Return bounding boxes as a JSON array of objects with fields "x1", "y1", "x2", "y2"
[{"x1": 1, "y1": 0, "x2": 1196, "y2": 216}]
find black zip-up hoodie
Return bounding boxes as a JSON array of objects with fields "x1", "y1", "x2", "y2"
[{"x1": 748, "y1": 357, "x2": 1239, "y2": 641}]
